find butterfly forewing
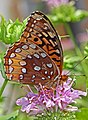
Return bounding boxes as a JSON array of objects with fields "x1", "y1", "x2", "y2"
[
  {"x1": 4, "y1": 41, "x2": 59, "y2": 85},
  {"x1": 20, "y1": 11, "x2": 63, "y2": 74}
]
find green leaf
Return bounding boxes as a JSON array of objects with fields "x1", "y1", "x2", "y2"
[
  {"x1": 0, "y1": 15, "x2": 7, "y2": 43},
  {"x1": 49, "y1": 2, "x2": 88, "y2": 24},
  {"x1": 35, "y1": 110, "x2": 76, "y2": 120},
  {"x1": 0, "y1": 16, "x2": 27, "y2": 44},
  {"x1": 0, "y1": 53, "x2": 6, "y2": 78},
  {"x1": 64, "y1": 55, "x2": 81, "y2": 71},
  {"x1": 0, "y1": 110, "x2": 19, "y2": 120},
  {"x1": 75, "y1": 108, "x2": 88, "y2": 120},
  {"x1": 16, "y1": 112, "x2": 35, "y2": 120},
  {"x1": 84, "y1": 43, "x2": 88, "y2": 59}
]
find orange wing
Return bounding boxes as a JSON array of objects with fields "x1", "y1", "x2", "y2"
[{"x1": 20, "y1": 11, "x2": 63, "y2": 74}]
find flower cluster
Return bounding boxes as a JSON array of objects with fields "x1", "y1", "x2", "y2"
[
  {"x1": 43, "y1": 0, "x2": 69, "y2": 8},
  {"x1": 16, "y1": 77, "x2": 87, "y2": 115}
]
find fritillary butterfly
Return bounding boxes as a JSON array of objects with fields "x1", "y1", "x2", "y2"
[{"x1": 4, "y1": 11, "x2": 67, "y2": 86}]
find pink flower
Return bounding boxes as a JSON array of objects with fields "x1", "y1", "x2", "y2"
[
  {"x1": 54, "y1": 78, "x2": 87, "y2": 110},
  {"x1": 43, "y1": 0, "x2": 69, "y2": 8},
  {"x1": 16, "y1": 77, "x2": 87, "y2": 115}
]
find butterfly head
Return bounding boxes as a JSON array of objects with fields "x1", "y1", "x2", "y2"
[{"x1": 60, "y1": 74, "x2": 68, "y2": 82}]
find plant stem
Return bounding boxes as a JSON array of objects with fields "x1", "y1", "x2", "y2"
[
  {"x1": 64, "y1": 22, "x2": 88, "y2": 77},
  {"x1": 0, "y1": 79, "x2": 8, "y2": 97},
  {"x1": 0, "y1": 55, "x2": 9, "y2": 97},
  {"x1": 64, "y1": 23, "x2": 78, "y2": 48}
]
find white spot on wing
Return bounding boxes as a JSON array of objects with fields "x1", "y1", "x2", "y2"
[
  {"x1": 32, "y1": 75, "x2": 36, "y2": 78},
  {"x1": 22, "y1": 68, "x2": 27, "y2": 73},
  {"x1": 28, "y1": 17, "x2": 30, "y2": 21},
  {"x1": 34, "y1": 66, "x2": 41, "y2": 71},
  {"x1": 20, "y1": 61, "x2": 27, "y2": 66},
  {"x1": 33, "y1": 63, "x2": 35, "y2": 66},
  {"x1": 9, "y1": 74, "x2": 13, "y2": 80},
  {"x1": 56, "y1": 49, "x2": 60, "y2": 54},
  {"x1": 50, "y1": 71, "x2": 53, "y2": 75},
  {"x1": 9, "y1": 66, "x2": 14, "y2": 73},
  {"x1": 34, "y1": 53, "x2": 40, "y2": 59},
  {"x1": 22, "y1": 57, "x2": 26, "y2": 60},
  {"x1": 22, "y1": 45, "x2": 28, "y2": 50},
  {"x1": 19, "y1": 74, "x2": 24, "y2": 80},
  {"x1": 54, "y1": 42, "x2": 57, "y2": 45},
  {"x1": 15, "y1": 48, "x2": 21, "y2": 53},
  {"x1": 42, "y1": 77, "x2": 46, "y2": 80},
  {"x1": 29, "y1": 44, "x2": 36, "y2": 49},
  {"x1": 44, "y1": 23, "x2": 48, "y2": 26},
  {"x1": 27, "y1": 54, "x2": 32, "y2": 59},
  {"x1": 48, "y1": 32, "x2": 54, "y2": 38},
  {"x1": 8, "y1": 59, "x2": 13, "y2": 65},
  {"x1": 44, "y1": 26, "x2": 48, "y2": 30},
  {"x1": 34, "y1": 20, "x2": 37, "y2": 23},
  {"x1": 36, "y1": 18, "x2": 42, "y2": 20},
  {"x1": 10, "y1": 53, "x2": 16, "y2": 58},
  {"x1": 42, "y1": 32, "x2": 48, "y2": 37},
  {"x1": 48, "y1": 76, "x2": 51, "y2": 79},
  {"x1": 31, "y1": 79, "x2": 35, "y2": 82},
  {"x1": 38, "y1": 33, "x2": 42, "y2": 37},
  {"x1": 45, "y1": 71, "x2": 48, "y2": 74},
  {"x1": 41, "y1": 52, "x2": 47, "y2": 58},
  {"x1": 31, "y1": 24, "x2": 34, "y2": 27},
  {"x1": 46, "y1": 63, "x2": 53, "y2": 68},
  {"x1": 29, "y1": 28, "x2": 32, "y2": 32}
]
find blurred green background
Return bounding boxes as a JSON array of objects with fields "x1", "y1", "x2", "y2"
[{"x1": 0, "y1": 0, "x2": 88, "y2": 120}]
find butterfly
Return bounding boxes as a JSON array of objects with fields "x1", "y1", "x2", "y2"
[{"x1": 4, "y1": 11, "x2": 67, "y2": 86}]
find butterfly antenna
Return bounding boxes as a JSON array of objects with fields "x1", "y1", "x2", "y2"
[
  {"x1": 60, "y1": 34, "x2": 70, "y2": 38},
  {"x1": 69, "y1": 74, "x2": 86, "y2": 77},
  {"x1": 66, "y1": 56, "x2": 87, "y2": 76},
  {"x1": 58, "y1": 34, "x2": 70, "y2": 40}
]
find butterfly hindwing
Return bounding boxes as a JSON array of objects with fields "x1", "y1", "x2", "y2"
[{"x1": 4, "y1": 41, "x2": 59, "y2": 85}]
